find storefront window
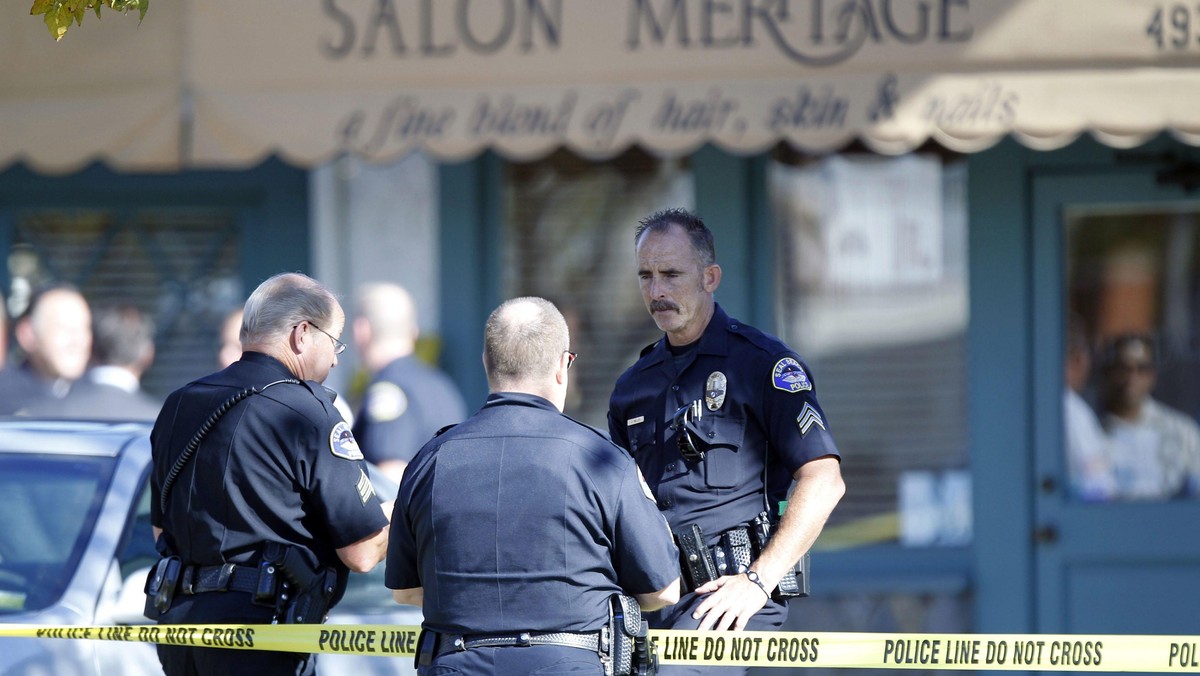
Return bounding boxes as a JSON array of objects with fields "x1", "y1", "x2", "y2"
[
  {"x1": 501, "y1": 149, "x2": 694, "y2": 427},
  {"x1": 1065, "y1": 209, "x2": 1200, "y2": 502},
  {"x1": 6, "y1": 209, "x2": 241, "y2": 398},
  {"x1": 770, "y1": 151, "x2": 971, "y2": 550}
]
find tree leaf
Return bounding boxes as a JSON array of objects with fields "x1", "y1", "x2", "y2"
[
  {"x1": 29, "y1": 0, "x2": 55, "y2": 16},
  {"x1": 43, "y1": 6, "x2": 70, "y2": 40}
]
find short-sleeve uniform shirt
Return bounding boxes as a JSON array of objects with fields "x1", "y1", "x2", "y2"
[
  {"x1": 353, "y1": 355, "x2": 468, "y2": 465},
  {"x1": 151, "y1": 351, "x2": 388, "y2": 600},
  {"x1": 386, "y1": 392, "x2": 679, "y2": 634},
  {"x1": 608, "y1": 305, "x2": 840, "y2": 542}
]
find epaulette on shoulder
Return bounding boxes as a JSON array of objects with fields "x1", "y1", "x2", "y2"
[
  {"x1": 638, "y1": 340, "x2": 660, "y2": 358},
  {"x1": 434, "y1": 423, "x2": 457, "y2": 437},
  {"x1": 726, "y1": 320, "x2": 789, "y2": 356},
  {"x1": 562, "y1": 414, "x2": 618, "y2": 444}
]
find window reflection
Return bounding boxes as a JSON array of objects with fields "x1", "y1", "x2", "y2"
[
  {"x1": 770, "y1": 151, "x2": 970, "y2": 548},
  {"x1": 1065, "y1": 210, "x2": 1200, "y2": 501}
]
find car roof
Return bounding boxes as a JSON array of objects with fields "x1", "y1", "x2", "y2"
[{"x1": 0, "y1": 418, "x2": 152, "y2": 458}]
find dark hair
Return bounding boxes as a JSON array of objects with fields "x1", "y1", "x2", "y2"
[
  {"x1": 92, "y1": 304, "x2": 155, "y2": 367},
  {"x1": 635, "y1": 208, "x2": 716, "y2": 266}
]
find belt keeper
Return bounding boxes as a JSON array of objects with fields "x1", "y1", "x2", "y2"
[
  {"x1": 181, "y1": 567, "x2": 196, "y2": 595},
  {"x1": 216, "y1": 563, "x2": 235, "y2": 591},
  {"x1": 453, "y1": 637, "x2": 466, "y2": 652},
  {"x1": 517, "y1": 632, "x2": 532, "y2": 647}
]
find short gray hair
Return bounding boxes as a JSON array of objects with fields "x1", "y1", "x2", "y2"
[
  {"x1": 484, "y1": 297, "x2": 568, "y2": 386},
  {"x1": 242, "y1": 273, "x2": 340, "y2": 345}
]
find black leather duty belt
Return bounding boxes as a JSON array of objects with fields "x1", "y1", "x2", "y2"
[
  {"x1": 435, "y1": 630, "x2": 600, "y2": 656},
  {"x1": 180, "y1": 563, "x2": 260, "y2": 595}
]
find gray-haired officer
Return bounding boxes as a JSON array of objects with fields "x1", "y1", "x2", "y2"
[
  {"x1": 149, "y1": 272, "x2": 390, "y2": 676},
  {"x1": 609, "y1": 209, "x2": 845, "y2": 675},
  {"x1": 387, "y1": 296, "x2": 680, "y2": 675}
]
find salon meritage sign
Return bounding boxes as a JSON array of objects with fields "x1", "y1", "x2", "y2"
[{"x1": 4, "y1": 0, "x2": 1200, "y2": 172}]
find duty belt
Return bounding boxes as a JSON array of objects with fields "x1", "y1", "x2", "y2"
[
  {"x1": 435, "y1": 630, "x2": 600, "y2": 656},
  {"x1": 180, "y1": 563, "x2": 261, "y2": 595}
]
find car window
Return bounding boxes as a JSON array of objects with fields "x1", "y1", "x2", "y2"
[
  {"x1": 118, "y1": 479, "x2": 158, "y2": 579},
  {"x1": 0, "y1": 454, "x2": 114, "y2": 613}
]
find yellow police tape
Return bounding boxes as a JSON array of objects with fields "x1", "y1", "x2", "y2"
[{"x1": 1, "y1": 624, "x2": 1200, "y2": 671}]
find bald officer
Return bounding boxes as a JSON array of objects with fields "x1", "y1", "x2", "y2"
[
  {"x1": 609, "y1": 209, "x2": 845, "y2": 675},
  {"x1": 150, "y1": 272, "x2": 390, "y2": 676},
  {"x1": 388, "y1": 296, "x2": 679, "y2": 675}
]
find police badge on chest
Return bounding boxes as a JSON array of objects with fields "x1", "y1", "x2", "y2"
[{"x1": 705, "y1": 371, "x2": 726, "y2": 411}]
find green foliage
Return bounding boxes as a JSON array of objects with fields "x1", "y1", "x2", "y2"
[{"x1": 30, "y1": 0, "x2": 148, "y2": 41}]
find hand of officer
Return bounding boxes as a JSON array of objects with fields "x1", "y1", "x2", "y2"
[{"x1": 691, "y1": 572, "x2": 771, "y2": 631}]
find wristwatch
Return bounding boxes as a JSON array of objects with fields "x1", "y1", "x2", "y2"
[{"x1": 745, "y1": 570, "x2": 770, "y2": 598}]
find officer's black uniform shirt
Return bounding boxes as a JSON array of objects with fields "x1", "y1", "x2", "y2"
[
  {"x1": 386, "y1": 392, "x2": 679, "y2": 635},
  {"x1": 150, "y1": 351, "x2": 388, "y2": 599},
  {"x1": 353, "y1": 355, "x2": 468, "y2": 465},
  {"x1": 608, "y1": 304, "x2": 840, "y2": 543}
]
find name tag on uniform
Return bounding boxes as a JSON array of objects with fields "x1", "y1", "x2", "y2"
[{"x1": 627, "y1": 416, "x2": 645, "y2": 427}]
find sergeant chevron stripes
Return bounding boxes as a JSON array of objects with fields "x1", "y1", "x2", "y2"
[{"x1": 796, "y1": 403, "x2": 825, "y2": 436}]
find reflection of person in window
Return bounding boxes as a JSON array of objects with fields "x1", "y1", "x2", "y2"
[
  {"x1": 1063, "y1": 317, "x2": 1116, "y2": 501},
  {"x1": 1100, "y1": 334, "x2": 1200, "y2": 500}
]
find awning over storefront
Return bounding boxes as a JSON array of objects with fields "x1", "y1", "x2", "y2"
[{"x1": 4, "y1": 0, "x2": 1200, "y2": 172}]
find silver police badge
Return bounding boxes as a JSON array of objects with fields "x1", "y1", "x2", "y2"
[{"x1": 706, "y1": 371, "x2": 727, "y2": 411}]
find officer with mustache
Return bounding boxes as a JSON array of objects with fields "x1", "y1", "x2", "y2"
[{"x1": 608, "y1": 209, "x2": 845, "y2": 675}]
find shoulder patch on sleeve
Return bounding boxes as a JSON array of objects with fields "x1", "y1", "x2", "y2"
[
  {"x1": 772, "y1": 357, "x2": 813, "y2": 393},
  {"x1": 330, "y1": 421, "x2": 365, "y2": 460},
  {"x1": 366, "y1": 382, "x2": 408, "y2": 422}
]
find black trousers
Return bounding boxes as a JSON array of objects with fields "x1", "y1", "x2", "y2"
[
  {"x1": 156, "y1": 591, "x2": 316, "y2": 676},
  {"x1": 421, "y1": 644, "x2": 603, "y2": 675}
]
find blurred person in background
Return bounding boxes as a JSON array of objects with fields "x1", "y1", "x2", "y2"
[
  {"x1": 0, "y1": 290, "x2": 7, "y2": 368},
  {"x1": 352, "y1": 282, "x2": 467, "y2": 483},
  {"x1": 1063, "y1": 314, "x2": 1117, "y2": 501},
  {"x1": 1100, "y1": 333, "x2": 1200, "y2": 499},
  {"x1": 21, "y1": 303, "x2": 160, "y2": 421},
  {"x1": 0, "y1": 284, "x2": 91, "y2": 415}
]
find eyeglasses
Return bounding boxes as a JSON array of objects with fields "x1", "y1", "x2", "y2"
[
  {"x1": 308, "y1": 322, "x2": 348, "y2": 355},
  {"x1": 670, "y1": 400, "x2": 705, "y2": 462},
  {"x1": 1112, "y1": 361, "x2": 1154, "y2": 374},
  {"x1": 565, "y1": 351, "x2": 578, "y2": 370}
]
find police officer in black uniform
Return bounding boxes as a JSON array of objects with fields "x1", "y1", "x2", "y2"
[
  {"x1": 351, "y1": 282, "x2": 467, "y2": 484},
  {"x1": 608, "y1": 209, "x2": 846, "y2": 675},
  {"x1": 387, "y1": 296, "x2": 680, "y2": 675},
  {"x1": 149, "y1": 272, "x2": 391, "y2": 676}
]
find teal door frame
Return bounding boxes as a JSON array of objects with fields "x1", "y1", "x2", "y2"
[{"x1": 969, "y1": 135, "x2": 1200, "y2": 633}]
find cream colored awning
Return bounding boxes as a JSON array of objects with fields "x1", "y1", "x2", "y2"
[{"x1": 5, "y1": 0, "x2": 1200, "y2": 172}]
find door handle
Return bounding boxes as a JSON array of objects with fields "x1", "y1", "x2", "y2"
[
  {"x1": 1034, "y1": 525, "x2": 1058, "y2": 544},
  {"x1": 1040, "y1": 476, "x2": 1057, "y2": 494}
]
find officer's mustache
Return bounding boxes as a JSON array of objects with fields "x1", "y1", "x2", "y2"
[{"x1": 650, "y1": 300, "x2": 680, "y2": 313}]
